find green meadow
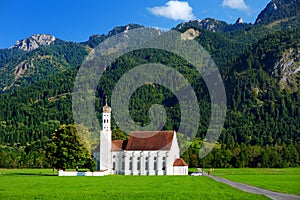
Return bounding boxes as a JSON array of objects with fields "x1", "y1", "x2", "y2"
[
  {"x1": 212, "y1": 168, "x2": 300, "y2": 195},
  {"x1": 0, "y1": 169, "x2": 268, "y2": 200}
]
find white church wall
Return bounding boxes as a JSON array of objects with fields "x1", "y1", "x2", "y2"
[
  {"x1": 169, "y1": 131, "x2": 180, "y2": 159},
  {"x1": 173, "y1": 166, "x2": 188, "y2": 175},
  {"x1": 100, "y1": 130, "x2": 112, "y2": 172},
  {"x1": 166, "y1": 131, "x2": 180, "y2": 175},
  {"x1": 111, "y1": 151, "x2": 124, "y2": 174},
  {"x1": 114, "y1": 150, "x2": 170, "y2": 175},
  {"x1": 131, "y1": 152, "x2": 138, "y2": 175},
  {"x1": 166, "y1": 156, "x2": 174, "y2": 175}
]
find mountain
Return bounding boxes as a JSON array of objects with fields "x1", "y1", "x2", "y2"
[
  {"x1": 174, "y1": 17, "x2": 253, "y2": 34},
  {"x1": 11, "y1": 34, "x2": 56, "y2": 51},
  {"x1": 175, "y1": 18, "x2": 229, "y2": 33},
  {"x1": 255, "y1": 0, "x2": 300, "y2": 25},
  {"x1": 0, "y1": 40, "x2": 88, "y2": 92},
  {"x1": 0, "y1": 24, "x2": 144, "y2": 93},
  {"x1": 0, "y1": 1, "x2": 299, "y2": 168},
  {"x1": 83, "y1": 24, "x2": 144, "y2": 48}
]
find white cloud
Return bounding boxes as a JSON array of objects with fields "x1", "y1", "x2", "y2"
[
  {"x1": 222, "y1": 0, "x2": 249, "y2": 10},
  {"x1": 148, "y1": 1, "x2": 195, "y2": 21}
]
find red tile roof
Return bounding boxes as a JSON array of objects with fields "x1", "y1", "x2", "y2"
[
  {"x1": 125, "y1": 131, "x2": 174, "y2": 151},
  {"x1": 111, "y1": 140, "x2": 127, "y2": 151},
  {"x1": 173, "y1": 158, "x2": 188, "y2": 166}
]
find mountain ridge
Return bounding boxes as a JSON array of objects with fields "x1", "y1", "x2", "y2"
[
  {"x1": 1, "y1": 0, "x2": 299, "y2": 94},
  {"x1": 3, "y1": 0, "x2": 298, "y2": 52}
]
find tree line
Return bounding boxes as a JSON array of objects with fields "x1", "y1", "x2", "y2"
[{"x1": 184, "y1": 142, "x2": 299, "y2": 168}]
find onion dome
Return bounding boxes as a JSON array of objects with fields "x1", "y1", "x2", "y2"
[{"x1": 103, "y1": 96, "x2": 111, "y2": 113}]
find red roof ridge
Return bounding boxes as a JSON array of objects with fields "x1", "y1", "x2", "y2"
[
  {"x1": 111, "y1": 140, "x2": 127, "y2": 151},
  {"x1": 173, "y1": 158, "x2": 188, "y2": 166},
  {"x1": 126, "y1": 130, "x2": 175, "y2": 151}
]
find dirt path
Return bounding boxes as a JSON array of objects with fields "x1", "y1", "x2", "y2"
[{"x1": 208, "y1": 175, "x2": 300, "y2": 200}]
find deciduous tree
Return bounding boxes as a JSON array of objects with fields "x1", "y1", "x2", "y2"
[{"x1": 47, "y1": 124, "x2": 95, "y2": 171}]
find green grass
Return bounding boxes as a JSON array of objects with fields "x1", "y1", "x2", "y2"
[
  {"x1": 0, "y1": 169, "x2": 268, "y2": 200},
  {"x1": 212, "y1": 168, "x2": 300, "y2": 195}
]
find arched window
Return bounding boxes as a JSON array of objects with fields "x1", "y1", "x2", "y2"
[
  {"x1": 129, "y1": 157, "x2": 132, "y2": 170},
  {"x1": 137, "y1": 157, "x2": 140, "y2": 170},
  {"x1": 145, "y1": 157, "x2": 149, "y2": 170},
  {"x1": 122, "y1": 161, "x2": 125, "y2": 170},
  {"x1": 162, "y1": 157, "x2": 166, "y2": 170}
]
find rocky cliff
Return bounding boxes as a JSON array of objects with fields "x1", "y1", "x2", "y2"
[{"x1": 11, "y1": 34, "x2": 55, "y2": 51}]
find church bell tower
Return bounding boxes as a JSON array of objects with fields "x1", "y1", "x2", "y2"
[
  {"x1": 100, "y1": 96, "x2": 112, "y2": 172},
  {"x1": 102, "y1": 96, "x2": 111, "y2": 131}
]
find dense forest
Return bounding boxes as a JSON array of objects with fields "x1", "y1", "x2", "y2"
[{"x1": 0, "y1": 0, "x2": 299, "y2": 168}]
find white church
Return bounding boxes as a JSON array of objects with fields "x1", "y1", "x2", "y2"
[{"x1": 95, "y1": 101, "x2": 188, "y2": 176}]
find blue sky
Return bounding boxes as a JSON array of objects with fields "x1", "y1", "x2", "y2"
[{"x1": 0, "y1": 0, "x2": 270, "y2": 49}]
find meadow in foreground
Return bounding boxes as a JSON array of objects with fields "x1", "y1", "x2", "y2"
[
  {"x1": 212, "y1": 168, "x2": 300, "y2": 195},
  {"x1": 0, "y1": 169, "x2": 268, "y2": 200}
]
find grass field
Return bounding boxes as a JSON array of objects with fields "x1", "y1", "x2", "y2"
[
  {"x1": 0, "y1": 169, "x2": 268, "y2": 200},
  {"x1": 212, "y1": 168, "x2": 300, "y2": 195}
]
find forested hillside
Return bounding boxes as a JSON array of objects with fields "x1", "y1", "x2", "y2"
[{"x1": 0, "y1": 0, "x2": 299, "y2": 168}]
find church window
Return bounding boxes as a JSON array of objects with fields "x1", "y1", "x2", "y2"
[
  {"x1": 129, "y1": 157, "x2": 132, "y2": 170},
  {"x1": 154, "y1": 157, "x2": 157, "y2": 170},
  {"x1": 137, "y1": 162, "x2": 140, "y2": 170},
  {"x1": 145, "y1": 161, "x2": 149, "y2": 170},
  {"x1": 122, "y1": 161, "x2": 125, "y2": 170},
  {"x1": 137, "y1": 157, "x2": 140, "y2": 170},
  {"x1": 163, "y1": 157, "x2": 166, "y2": 170},
  {"x1": 112, "y1": 162, "x2": 115, "y2": 170}
]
